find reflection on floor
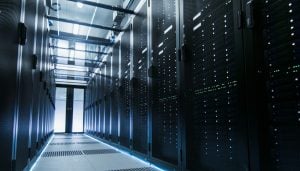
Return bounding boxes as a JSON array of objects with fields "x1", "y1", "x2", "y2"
[{"x1": 31, "y1": 134, "x2": 161, "y2": 171}]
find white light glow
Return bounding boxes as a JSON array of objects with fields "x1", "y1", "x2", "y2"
[
  {"x1": 55, "y1": 79, "x2": 87, "y2": 84},
  {"x1": 55, "y1": 82, "x2": 87, "y2": 86},
  {"x1": 72, "y1": 24, "x2": 79, "y2": 35},
  {"x1": 72, "y1": 89, "x2": 84, "y2": 132},
  {"x1": 56, "y1": 64, "x2": 88, "y2": 72},
  {"x1": 77, "y1": 2, "x2": 83, "y2": 8},
  {"x1": 54, "y1": 88, "x2": 67, "y2": 133},
  {"x1": 85, "y1": 134, "x2": 165, "y2": 171},
  {"x1": 29, "y1": 135, "x2": 54, "y2": 171},
  {"x1": 69, "y1": 49, "x2": 75, "y2": 57}
]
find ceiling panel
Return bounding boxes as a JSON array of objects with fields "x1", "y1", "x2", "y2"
[
  {"x1": 49, "y1": 0, "x2": 123, "y2": 38},
  {"x1": 48, "y1": 0, "x2": 127, "y2": 85}
]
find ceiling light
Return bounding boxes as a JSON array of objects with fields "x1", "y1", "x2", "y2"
[
  {"x1": 69, "y1": 49, "x2": 75, "y2": 57},
  {"x1": 72, "y1": 24, "x2": 79, "y2": 35},
  {"x1": 77, "y1": 2, "x2": 83, "y2": 8},
  {"x1": 56, "y1": 64, "x2": 87, "y2": 72}
]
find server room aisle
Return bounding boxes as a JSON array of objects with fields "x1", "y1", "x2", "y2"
[{"x1": 31, "y1": 134, "x2": 159, "y2": 171}]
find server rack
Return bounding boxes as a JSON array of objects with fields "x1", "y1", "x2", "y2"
[
  {"x1": 182, "y1": 0, "x2": 250, "y2": 170},
  {"x1": 119, "y1": 30, "x2": 132, "y2": 148},
  {"x1": 95, "y1": 76, "x2": 100, "y2": 136},
  {"x1": 111, "y1": 42, "x2": 121, "y2": 143},
  {"x1": 105, "y1": 60, "x2": 112, "y2": 139},
  {"x1": 100, "y1": 70, "x2": 106, "y2": 137},
  {"x1": 132, "y1": 2, "x2": 149, "y2": 155},
  {"x1": 0, "y1": 0, "x2": 55, "y2": 170},
  {"x1": 255, "y1": 0, "x2": 300, "y2": 170},
  {"x1": 151, "y1": 0, "x2": 179, "y2": 167},
  {"x1": 83, "y1": 0, "x2": 300, "y2": 170}
]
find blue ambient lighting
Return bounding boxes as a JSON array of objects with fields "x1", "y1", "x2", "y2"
[
  {"x1": 29, "y1": 135, "x2": 54, "y2": 171},
  {"x1": 85, "y1": 134, "x2": 165, "y2": 171}
]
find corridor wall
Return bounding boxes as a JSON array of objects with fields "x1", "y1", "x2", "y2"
[
  {"x1": 84, "y1": 0, "x2": 300, "y2": 170},
  {"x1": 0, "y1": 0, "x2": 55, "y2": 170}
]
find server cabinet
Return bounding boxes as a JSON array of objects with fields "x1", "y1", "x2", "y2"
[
  {"x1": 255, "y1": 0, "x2": 300, "y2": 170},
  {"x1": 89, "y1": 81, "x2": 93, "y2": 133},
  {"x1": 151, "y1": 0, "x2": 179, "y2": 166},
  {"x1": 96, "y1": 76, "x2": 101, "y2": 136},
  {"x1": 89, "y1": 84, "x2": 93, "y2": 133},
  {"x1": 15, "y1": 0, "x2": 37, "y2": 169},
  {"x1": 87, "y1": 87, "x2": 91, "y2": 133},
  {"x1": 93, "y1": 80, "x2": 98, "y2": 134},
  {"x1": 105, "y1": 58, "x2": 112, "y2": 139},
  {"x1": 183, "y1": 0, "x2": 249, "y2": 170},
  {"x1": 119, "y1": 31, "x2": 131, "y2": 148},
  {"x1": 100, "y1": 72, "x2": 106, "y2": 137},
  {"x1": 111, "y1": 42, "x2": 120, "y2": 143},
  {"x1": 88, "y1": 107, "x2": 92, "y2": 133},
  {"x1": 132, "y1": 2, "x2": 149, "y2": 155},
  {"x1": 96, "y1": 101, "x2": 100, "y2": 134},
  {"x1": 0, "y1": 0, "x2": 21, "y2": 169},
  {"x1": 90, "y1": 81, "x2": 94, "y2": 133}
]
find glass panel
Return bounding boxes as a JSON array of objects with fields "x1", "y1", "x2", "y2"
[
  {"x1": 54, "y1": 87, "x2": 67, "y2": 133},
  {"x1": 75, "y1": 42, "x2": 86, "y2": 59},
  {"x1": 57, "y1": 40, "x2": 69, "y2": 57},
  {"x1": 72, "y1": 88, "x2": 84, "y2": 132}
]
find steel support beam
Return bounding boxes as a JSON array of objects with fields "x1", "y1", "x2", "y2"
[
  {"x1": 55, "y1": 82, "x2": 88, "y2": 86},
  {"x1": 55, "y1": 61, "x2": 100, "y2": 69},
  {"x1": 50, "y1": 46, "x2": 107, "y2": 55},
  {"x1": 55, "y1": 73, "x2": 90, "y2": 79},
  {"x1": 54, "y1": 68, "x2": 91, "y2": 74},
  {"x1": 55, "y1": 79, "x2": 88, "y2": 84},
  {"x1": 66, "y1": 0, "x2": 135, "y2": 14},
  {"x1": 46, "y1": 15, "x2": 124, "y2": 32},
  {"x1": 51, "y1": 55, "x2": 102, "y2": 64},
  {"x1": 54, "y1": 68, "x2": 105, "y2": 77},
  {"x1": 49, "y1": 30, "x2": 113, "y2": 46},
  {"x1": 55, "y1": 63, "x2": 100, "y2": 71}
]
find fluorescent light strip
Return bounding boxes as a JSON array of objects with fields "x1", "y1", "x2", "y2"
[
  {"x1": 193, "y1": 12, "x2": 201, "y2": 21},
  {"x1": 29, "y1": 135, "x2": 54, "y2": 171},
  {"x1": 56, "y1": 82, "x2": 87, "y2": 86},
  {"x1": 86, "y1": 0, "x2": 98, "y2": 40},
  {"x1": 134, "y1": 0, "x2": 147, "y2": 13},
  {"x1": 85, "y1": 134, "x2": 165, "y2": 171},
  {"x1": 73, "y1": 24, "x2": 79, "y2": 35},
  {"x1": 193, "y1": 22, "x2": 202, "y2": 31},
  {"x1": 56, "y1": 64, "x2": 88, "y2": 72},
  {"x1": 55, "y1": 82, "x2": 87, "y2": 85},
  {"x1": 142, "y1": 48, "x2": 147, "y2": 54},
  {"x1": 164, "y1": 25, "x2": 173, "y2": 34},
  {"x1": 56, "y1": 0, "x2": 60, "y2": 36},
  {"x1": 55, "y1": 67, "x2": 86, "y2": 72},
  {"x1": 88, "y1": 0, "x2": 147, "y2": 85},
  {"x1": 55, "y1": 79, "x2": 87, "y2": 84}
]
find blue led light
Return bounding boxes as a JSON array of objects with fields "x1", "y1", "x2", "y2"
[
  {"x1": 29, "y1": 135, "x2": 54, "y2": 171},
  {"x1": 85, "y1": 134, "x2": 165, "y2": 171}
]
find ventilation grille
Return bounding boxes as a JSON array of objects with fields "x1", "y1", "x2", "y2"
[
  {"x1": 132, "y1": 2, "x2": 149, "y2": 155},
  {"x1": 82, "y1": 149, "x2": 119, "y2": 155},
  {"x1": 108, "y1": 167, "x2": 158, "y2": 171},
  {"x1": 42, "y1": 149, "x2": 118, "y2": 157},
  {"x1": 50, "y1": 142, "x2": 98, "y2": 145},
  {"x1": 76, "y1": 142, "x2": 99, "y2": 145},
  {"x1": 42, "y1": 150, "x2": 83, "y2": 157},
  {"x1": 50, "y1": 142, "x2": 76, "y2": 145},
  {"x1": 54, "y1": 137, "x2": 88, "y2": 139}
]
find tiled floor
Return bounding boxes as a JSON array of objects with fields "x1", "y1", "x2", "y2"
[{"x1": 31, "y1": 134, "x2": 160, "y2": 171}]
